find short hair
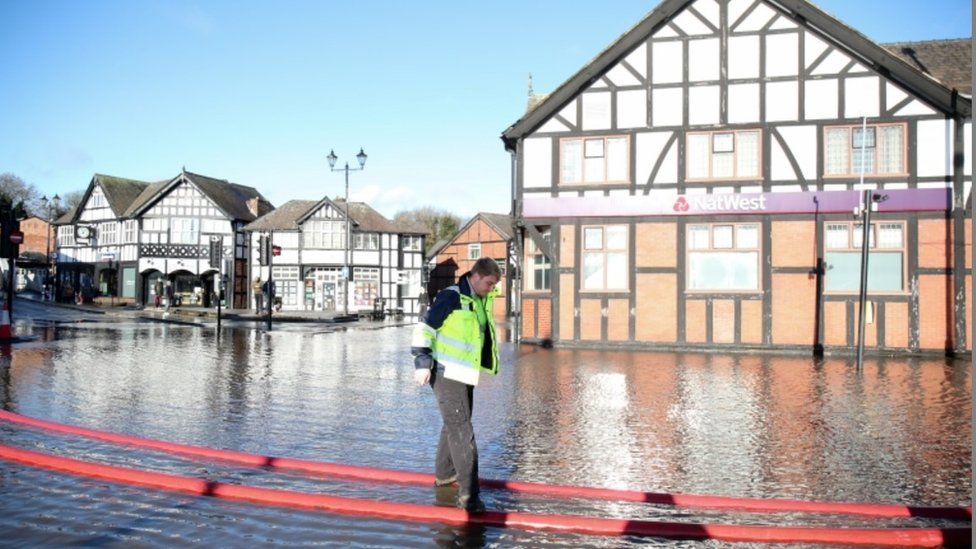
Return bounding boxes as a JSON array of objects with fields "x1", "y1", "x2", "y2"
[{"x1": 471, "y1": 257, "x2": 502, "y2": 278}]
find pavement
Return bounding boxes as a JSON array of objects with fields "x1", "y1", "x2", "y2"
[{"x1": 14, "y1": 290, "x2": 417, "y2": 329}]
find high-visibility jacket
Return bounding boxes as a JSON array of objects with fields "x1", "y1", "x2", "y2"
[{"x1": 412, "y1": 284, "x2": 498, "y2": 386}]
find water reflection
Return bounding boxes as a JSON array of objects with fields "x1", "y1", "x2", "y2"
[
  {"x1": 0, "y1": 324, "x2": 969, "y2": 546},
  {"x1": 509, "y1": 349, "x2": 970, "y2": 506}
]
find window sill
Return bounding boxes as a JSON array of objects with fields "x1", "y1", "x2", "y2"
[
  {"x1": 822, "y1": 173, "x2": 910, "y2": 179},
  {"x1": 684, "y1": 289, "x2": 763, "y2": 295}
]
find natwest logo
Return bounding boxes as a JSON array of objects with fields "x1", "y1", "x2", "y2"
[{"x1": 672, "y1": 193, "x2": 768, "y2": 213}]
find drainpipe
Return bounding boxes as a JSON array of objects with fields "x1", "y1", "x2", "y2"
[{"x1": 510, "y1": 147, "x2": 521, "y2": 344}]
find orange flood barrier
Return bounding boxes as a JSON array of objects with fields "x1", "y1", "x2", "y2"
[
  {"x1": 0, "y1": 443, "x2": 968, "y2": 547},
  {"x1": 0, "y1": 409, "x2": 970, "y2": 520}
]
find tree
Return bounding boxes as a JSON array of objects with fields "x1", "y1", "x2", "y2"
[
  {"x1": 393, "y1": 206, "x2": 462, "y2": 253},
  {"x1": 0, "y1": 173, "x2": 38, "y2": 217},
  {"x1": 58, "y1": 190, "x2": 85, "y2": 218}
]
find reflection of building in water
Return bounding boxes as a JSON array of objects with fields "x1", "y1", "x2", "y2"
[
  {"x1": 669, "y1": 354, "x2": 762, "y2": 494},
  {"x1": 508, "y1": 348, "x2": 968, "y2": 501},
  {"x1": 579, "y1": 371, "x2": 634, "y2": 489}
]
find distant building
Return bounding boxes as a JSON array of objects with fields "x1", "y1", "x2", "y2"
[
  {"x1": 54, "y1": 170, "x2": 271, "y2": 307},
  {"x1": 502, "y1": 0, "x2": 971, "y2": 353},
  {"x1": 428, "y1": 212, "x2": 513, "y2": 320},
  {"x1": 244, "y1": 198, "x2": 427, "y2": 315},
  {"x1": 13, "y1": 216, "x2": 55, "y2": 292}
]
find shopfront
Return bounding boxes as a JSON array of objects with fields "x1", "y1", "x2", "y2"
[{"x1": 519, "y1": 187, "x2": 969, "y2": 354}]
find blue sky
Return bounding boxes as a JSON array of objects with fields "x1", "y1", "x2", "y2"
[{"x1": 0, "y1": 0, "x2": 970, "y2": 220}]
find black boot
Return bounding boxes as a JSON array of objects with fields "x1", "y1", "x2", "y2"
[{"x1": 456, "y1": 494, "x2": 486, "y2": 513}]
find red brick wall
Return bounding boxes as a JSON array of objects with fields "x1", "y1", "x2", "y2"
[
  {"x1": 685, "y1": 300, "x2": 706, "y2": 343},
  {"x1": 771, "y1": 274, "x2": 816, "y2": 346},
  {"x1": 522, "y1": 298, "x2": 536, "y2": 339},
  {"x1": 635, "y1": 273, "x2": 676, "y2": 342},
  {"x1": 434, "y1": 218, "x2": 509, "y2": 320},
  {"x1": 740, "y1": 299, "x2": 762, "y2": 344},
  {"x1": 712, "y1": 300, "x2": 735, "y2": 344},
  {"x1": 607, "y1": 298, "x2": 629, "y2": 341},
  {"x1": 19, "y1": 217, "x2": 53, "y2": 256},
  {"x1": 885, "y1": 302, "x2": 909, "y2": 349},
  {"x1": 771, "y1": 221, "x2": 815, "y2": 268},
  {"x1": 579, "y1": 299, "x2": 601, "y2": 340},
  {"x1": 537, "y1": 298, "x2": 552, "y2": 339},
  {"x1": 918, "y1": 274, "x2": 951, "y2": 350}
]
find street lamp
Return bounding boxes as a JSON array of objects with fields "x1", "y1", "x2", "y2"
[
  {"x1": 40, "y1": 194, "x2": 60, "y2": 301},
  {"x1": 327, "y1": 147, "x2": 367, "y2": 316}
]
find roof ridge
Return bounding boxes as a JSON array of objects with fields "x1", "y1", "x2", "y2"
[{"x1": 882, "y1": 37, "x2": 972, "y2": 46}]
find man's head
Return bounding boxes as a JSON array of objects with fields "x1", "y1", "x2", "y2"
[{"x1": 468, "y1": 257, "x2": 501, "y2": 297}]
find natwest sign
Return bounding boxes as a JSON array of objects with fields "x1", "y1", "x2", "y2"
[
  {"x1": 524, "y1": 188, "x2": 950, "y2": 219},
  {"x1": 673, "y1": 194, "x2": 767, "y2": 213}
]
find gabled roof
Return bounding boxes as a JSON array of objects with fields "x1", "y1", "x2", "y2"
[
  {"x1": 92, "y1": 174, "x2": 152, "y2": 217},
  {"x1": 334, "y1": 199, "x2": 395, "y2": 233},
  {"x1": 502, "y1": 0, "x2": 972, "y2": 148},
  {"x1": 426, "y1": 239, "x2": 449, "y2": 261},
  {"x1": 131, "y1": 170, "x2": 272, "y2": 222},
  {"x1": 478, "y1": 212, "x2": 514, "y2": 240},
  {"x1": 245, "y1": 196, "x2": 425, "y2": 235},
  {"x1": 438, "y1": 212, "x2": 513, "y2": 258},
  {"x1": 122, "y1": 179, "x2": 171, "y2": 217},
  {"x1": 882, "y1": 39, "x2": 972, "y2": 95},
  {"x1": 244, "y1": 200, "x2": 318, "y2": 231},
  {"x1": 52, "y1": 205, "x2": 77, "y2": 226},
  {"x1": 58, "y1": 173, "x2": 152, "y2": 224}
]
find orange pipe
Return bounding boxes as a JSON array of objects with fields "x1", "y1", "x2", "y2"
[
  {"x1": 0, "y1": 409, "x2": 969, "y2": 520},
  {"x1": 0, "y1": 443, "x2": 967, "y2": 547}
]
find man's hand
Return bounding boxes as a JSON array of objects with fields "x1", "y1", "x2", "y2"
[
  {"x1": 414, "y1": 368, "x2": 431, "y2": 386},
  {"x1": 414, "y1": 354, "x2": 433, "y2": 386}
]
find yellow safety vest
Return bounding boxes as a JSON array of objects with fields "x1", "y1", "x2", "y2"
[{"x1": 413, "y1": 285, "x2": 498, "y2": 385}]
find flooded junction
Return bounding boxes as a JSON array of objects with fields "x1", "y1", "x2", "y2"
[{"x1": 0, "y1": 317, "x2": 970, "y2": 546}]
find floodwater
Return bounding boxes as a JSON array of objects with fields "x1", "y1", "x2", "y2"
[{"x1": 0, "y1": 318, "x2": 970, "y2": 547}]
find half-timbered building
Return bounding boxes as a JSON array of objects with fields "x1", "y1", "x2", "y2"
[
  {"x1": 503, "y1": 0, "x2": 972, "y2": 354},
  {"x1": 244, "y1": 198, "x2": 427, "y2": 316},
  {"x1": 55, "y1": 170, "x2": 272, "y2": 308},
  {"x1": 54, "y1": 174, "x2": 154, "y2": 303}
]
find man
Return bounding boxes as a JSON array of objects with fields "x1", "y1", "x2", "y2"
[
  {"x1": 412, "y1": 257, "x2": 501, "y2": 513},
  {"x1": 252, "y1": 277, "x2": 263, "y2": 314}
]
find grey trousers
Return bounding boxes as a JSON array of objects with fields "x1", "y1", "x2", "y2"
[{"x1": 430, "y1": 368, "x2": 479, "y2": 499}]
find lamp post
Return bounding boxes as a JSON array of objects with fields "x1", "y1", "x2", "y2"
[
  {"x1": 40, "y1": 194, "x2": 61, "y2": 301},
  {"x1": 326, "y1": 147, "x2": 367, "y2": 316}
]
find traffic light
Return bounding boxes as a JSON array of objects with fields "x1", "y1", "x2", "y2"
[
  {"x1": 209, "y1": 237, "x2": 222, "y2": 268},
  {"x1": 0, "y1": 209, "x2": 20, "y2": 259},
  {"x1": 258, "y1": 235, "x2": 269, "y2": 266}
]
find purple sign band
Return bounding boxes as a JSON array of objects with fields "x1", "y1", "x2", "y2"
[{"x1": 523, "y1": 188, "x2": 951, "y2": 219}]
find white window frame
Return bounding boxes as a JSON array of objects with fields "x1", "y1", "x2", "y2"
[
  {"x1": 824, "y1": 122, "x2": 908, "y2": 177},
  {"x1": 98, "y1": 222, "x2": 119, "y2": 245},
  {"x1": 559, "y1": 135, "x2": 631, "y2": 185},
  {"x1": 468, "y1": 243, "x2": 481, "y2": 259},
  {"x1": 354, "y1": 233, "x2": 379, "y2": 250},
  {"x1": 824, "y1": 221, "x2": 906, "y2": 294},
  {"x1": 90, "y1": 189, "x2": 107, "y2": 208},
  {"x1": 122, "y1": 220, "x2": 138, "y2": 243},
  {"x1": 525, "y1": 229, "x2": 552, "y2": 292},
  {"x1": 58, "y1": 225, "x2": 76, "y2": 247},
  {"x1": 686, "y1": 222, "x2": 761, "y2": 292},
  {"x1": 403, "y1": 235, "x2": 422, "y2": 251},
  {"x1": 581, "y1": 224, "x2": 629, "y2": 291},
  {"x1": 170, "y1": 218, "x2": 199, "y2": 244},
  {"x1": 686, "y1": 129, "x2": 762, "y2": 181},
  {"x1": 303, "y1": 220, "x2": 345, "y2": 249}
]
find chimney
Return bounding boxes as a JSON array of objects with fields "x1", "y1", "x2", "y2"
[{"x1": 247, "y1": 197, "x2": 273, "y2": 218}]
